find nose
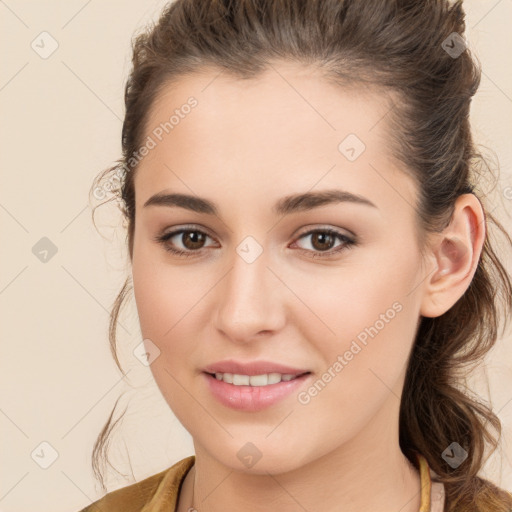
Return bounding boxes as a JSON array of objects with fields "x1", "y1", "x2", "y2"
[{"x1": 214, "y1": 244, "x2": 285, "y2": 344}]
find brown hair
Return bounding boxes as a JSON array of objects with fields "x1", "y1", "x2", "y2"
[{"x1": 90, "y1": 0, "x2": 512, "y2": 509}]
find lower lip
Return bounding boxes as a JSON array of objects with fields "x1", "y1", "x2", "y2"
[{"x1": 203, "y1": 372, "x2": 311, "y2": 412}]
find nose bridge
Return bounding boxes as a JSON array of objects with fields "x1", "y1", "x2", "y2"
[{"x1": 215, "y1": 236, "x2": 283, "y2": 341}]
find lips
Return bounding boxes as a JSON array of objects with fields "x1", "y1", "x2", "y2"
[
  {"x1": 203, "y1": 371, "x2": 312, "y2": 411},
  {"x1": 202, "y1": 359, "x2": 310, "y2": 377}
]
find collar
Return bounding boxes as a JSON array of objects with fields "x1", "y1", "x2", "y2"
[
  {"x1": 417, "y1": 452, "x2": 446, "y2": 511},
  {"x1": 141, "y1": 453, "x2": 445, "y2": 512}
]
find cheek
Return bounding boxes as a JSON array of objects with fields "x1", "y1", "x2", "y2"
[
  {"x1": 132, "y1": 271, "x2": 200, "y2": 376},
  {"x1": 294, "y1": 281, "x2": 418, "y2": 446},
  {"x1": 132, "y1": 237, "x2": 202, "y2": 339},
  {"x1": 290, "y1": 245, "x2": 421, "y2": 345},
  {"x1": 131, "y1": 243, "x2": 218, "y2": 401},
  {"x1": 131, "y1": 251, "x2": 201, "y2": 413},
  {"x1": 292, "y1": 247, "x2": 421, "y2": 396}
]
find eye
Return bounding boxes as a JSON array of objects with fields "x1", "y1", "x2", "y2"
[
  {"x1": 154, "y1": 226, "x2": 217, "y2": 258},
  {"x1": 291, "y1": 227, "x2": 357, "y2": 259},
  {"x1": 153, "y1": 225, "x2": 357, "y2": 259}
]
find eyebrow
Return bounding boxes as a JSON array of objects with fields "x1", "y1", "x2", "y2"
[{"x1": 143, "y1": 189, "x2": 377, "y2": 216}]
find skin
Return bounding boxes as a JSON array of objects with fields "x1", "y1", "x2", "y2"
[{"x1": 130, "y1": 61, "x2": 485, "y2": 512}]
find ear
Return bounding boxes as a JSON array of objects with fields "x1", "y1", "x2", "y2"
[{"x1": 419, "y1": 194, "x2": 486, "y2": 318}]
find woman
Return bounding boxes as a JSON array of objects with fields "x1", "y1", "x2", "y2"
[{"x1": 81, "y1": 0, "x2": 512, "y2": 510}]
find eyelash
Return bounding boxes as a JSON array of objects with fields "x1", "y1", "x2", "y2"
[{"x1": 153, "y1": 225, "x2": 357, "y2": 260}]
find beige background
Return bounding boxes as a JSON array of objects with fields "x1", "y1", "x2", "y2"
[{"x1": 1, "y1": 1, "x2": 511, "y2": 511}]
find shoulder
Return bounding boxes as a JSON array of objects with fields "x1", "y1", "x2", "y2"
[
  {"x1": 446, "y1": 476, "x2": 512, "y2": 512},
  {"x1": 472, "y1": 475, "x2": 512, "y2": 511},
  {"x1": 76, "y1": 455, "x2": 195, "y2": 512},
  {"x1": 478, "y1": 480, "x2": 512, "y2": 511}
]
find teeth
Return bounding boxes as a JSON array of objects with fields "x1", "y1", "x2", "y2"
[{"x1": 213, "y1": 372, "x2": 299, "y2": 386}]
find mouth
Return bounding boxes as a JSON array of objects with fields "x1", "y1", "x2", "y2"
[
  {"x1": 202, "y1": 371, "x2": 313, "y2": 412},
  {"x1": 204, "y1": 371, "x2": 311, "y2": 387}
]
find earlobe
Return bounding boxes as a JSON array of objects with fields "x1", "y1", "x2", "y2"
[{"x1": 419, "y1": 194, "x2": 486, "y2": 318}]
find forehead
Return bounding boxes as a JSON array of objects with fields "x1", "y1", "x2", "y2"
[
  {"x1": 144, "y1": 61, "x2": 393, "y2": 156},
  {"x1": 135, "y1": 62, "x2": 415, "y2": 217}
]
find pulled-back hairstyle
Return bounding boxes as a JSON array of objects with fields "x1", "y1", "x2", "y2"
[{"x1": 90, "y1": 0, "x2": 512, "y2": 510}]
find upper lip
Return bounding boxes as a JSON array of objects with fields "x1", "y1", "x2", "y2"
[{"x1": 202, "y1": 359, "x2": 310, "y2": 376}]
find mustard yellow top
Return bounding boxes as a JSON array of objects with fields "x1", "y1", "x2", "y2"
[{"x1": 77, "y1": 453, "x2": 445, "y2": 512}]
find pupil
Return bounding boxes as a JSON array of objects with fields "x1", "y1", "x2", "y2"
[
  {"x1": 313, "y1": 233, "x2": 333, "y2": 251},
  {"x1": 184, "y1": 231, "x2": 205, "y2": 249}
]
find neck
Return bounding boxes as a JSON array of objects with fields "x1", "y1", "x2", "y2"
[{"x1": 177, "y1": 416, "x2": 422, "y2": 512}]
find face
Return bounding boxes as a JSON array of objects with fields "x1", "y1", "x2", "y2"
[{"x1": 131, "y1": 61, "x2": 429, "y2": 474}]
